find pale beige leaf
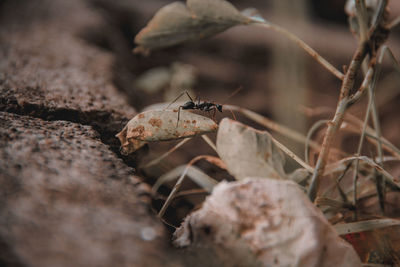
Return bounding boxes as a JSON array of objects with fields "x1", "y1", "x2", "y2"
[
  {"x1": 116, "y1": 110, "x2": 217, "y2": 154},
  {"x1": 216, "y1": 118, "x2": 286, "y2": 180}
]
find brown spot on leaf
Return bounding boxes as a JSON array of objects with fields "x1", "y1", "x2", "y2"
[
  {"x1": 138, "y1": 113, "x2": 145, "y2": 119},
  {"x1": 131, "y1": 125, "x2": 145, "y2": 139},
  {"x1": 192, "y1": 120, "x2": 196, "y2": 124},
  {"x1": 148, "y1": 118, "x2": 162, "y2": 128}
]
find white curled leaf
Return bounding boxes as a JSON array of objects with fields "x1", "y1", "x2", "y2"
[
  {"x1": 216, "y1": 118, "x2": 286, "y2": 180},
  {"x1": 116, "y1": 110, "x2": 217, "y2": 154},
  {"x1": 173, "y1": 178, "x2": 362, "y2": 266},
  {"x1": 134, "y1": 0, "x2": 251, "y2": 54},
  {"x1": 153, "y1": 165, "x2": 218, "y2": 193}
]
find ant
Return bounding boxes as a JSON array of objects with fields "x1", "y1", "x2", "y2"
[
  {"x1": 167, "y1": 87, "x2": 241, "y2": 127},
  {"x1": 167, "y1": 91, "x2": 223, "y2": 127}
]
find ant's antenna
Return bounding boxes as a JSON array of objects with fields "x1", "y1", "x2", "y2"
[
  {"x1": 222, "y1": 86, "x2": 243, "y2": 105},
  {"x1": 165, "y1": 90, "x2": 193, "y2": 110},
  {"x1": 223, "y1": 86, "x2": 243, "y2": 120}
]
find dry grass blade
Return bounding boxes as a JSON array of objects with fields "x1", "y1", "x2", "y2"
[
  {"x1": 251, "y1": 21, "x2": 344, "y2": 80},
  {"x1": 315, "y1": 197, "x2": 354, "y2": 210},
  {"x1": 116, "y1": 110, "x2": 218, "y2": 155},
  {"x1": 217, "y1": 118, "x2": 286, "y2": 180},
  {"x1": 334, "y1": 218, "x2": 400, "y2": 235},
  {"x1": 141, "y1": 138, "x2": 192, "y2": 169},
  {"x1": 326, "y1": 156, "x2": 400, "y2": 189},
  {"x1": 305, "y1": 119, "x2": 329, "y2": 164},
  {"x1": 389, "y1": 15, "x2": 400, "y2": 29},
  {"x1": 225, "y1": 104, "x2": 321, "y2": 151},
  {"x1": 271, "y1": 138, "x2": 314, "y2": 173},
  {"x1": 134, "y1": 0, "x2": 251, "y2": 54},
  {"x1": 158, "y1": 155, "x2": 225, "y2": 217},
  {"x1": 152, "y1": 164, "x2": 218, "y2": 194},
  {"x1": 201, "y1": 134, "x2": 217, "y2": 152}
]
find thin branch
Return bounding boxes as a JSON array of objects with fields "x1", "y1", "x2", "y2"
[
  {"x1": 355, "y1": 0, "x2": 368, "y2": 42},
  {"x1": 304, "y1": 119, "x2": 329, "y2": 165},
  {"x1": 252, "y1": 21, "x2": 344, "y2": 80},
  {"x1": 308, "y1": 43, "x2": 368, "y2": 201}
]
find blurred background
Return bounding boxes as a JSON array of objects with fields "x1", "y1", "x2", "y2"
[
  {"x1": 80, "y1": 0, "x2": 400, "y2": 223},
  {"x1": 87, "y1": 1, "x2": 400, "y2": 164}
]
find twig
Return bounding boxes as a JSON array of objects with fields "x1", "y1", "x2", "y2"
[
  {"x1": 308, "y1": 43, "x2": 368, "y2": 201},
  {"x1": 355, "y1": 0, "x2": 368, "y2": 42},
  {"x1": 252, "y1": 22, "x2": 344, "y2": 80}
]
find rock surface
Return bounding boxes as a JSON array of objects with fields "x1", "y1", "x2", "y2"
[
  {"x1": 174, "y1": 178, "x2": 362, "y2": 267},
  {"x1": 0, "y1": 0, "x2": 135, "y2": 143},
  {"x1": 0, "y1": 112, "x2": 184, "y2": 267},
  {"x1": 0, "y1": 0, "x2": 189, "y2": 266}
]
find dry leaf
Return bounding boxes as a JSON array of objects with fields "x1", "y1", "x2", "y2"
[
  {"x1": 173, "y1": 178, "x2": 362, "y2": 266},
  {"x1": 115, "y1": 128, "x2": 147, "y2": 155},
  {"x1": 134, "y1": 0, "x2": 251, "y2": 54},
  {"x1": 216, "y1": 118, "x2": 286, "y2": 180},
  {"x1": 116, "y1": 110, "x2": 218, "y2": 154}
]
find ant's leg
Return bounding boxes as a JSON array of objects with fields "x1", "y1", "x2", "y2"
[
  {"x1": 228, "y1": 107, "x2": 237, "y2": 120},
  {"x1": 185, "y1": 90, "x2": 194, "y2": 102},
  {"x1": 212, "y1": 108, "x2": 216, "y2": 122},
  {"x1": 176, "y1": 106, "x2": 182, "y2": 127}
]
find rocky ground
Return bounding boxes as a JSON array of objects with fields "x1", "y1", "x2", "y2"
[{"x1": 0, "y1": 0, "x2": 194, "y2": 266}]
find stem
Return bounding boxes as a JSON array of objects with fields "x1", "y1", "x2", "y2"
[
  {"x1": 355, "y1": 0, "x2": 368, "y2": 42},
  {"x1": 308, "y1": 43, "x2": 368, "y2": 201},
  {"x1": 351, "y1": 69, "x2": 374, "y2": 207},
  {"x1": 253, "y1": 22, "x2": 344, "y2": 80}
]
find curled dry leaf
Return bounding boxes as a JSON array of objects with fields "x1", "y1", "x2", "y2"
[
  {"x1": 173, "y1": 178, "x2": 361, "y2": 267},
  {"x1": 216, "y1": 118, "x2": 286, "y2": 180},
  {"x1": 115, "y1": 129, "x2": 147, "y2": 156},
  {"x1": 116, "y1": 110, "x2": 218, "y2": 154},
  {"x1": 134, "y1": 0, "x2": 252, "y2": 54}
]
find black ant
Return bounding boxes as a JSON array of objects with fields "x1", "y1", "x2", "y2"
[
  {"x1": 167, "y1": 88, "x2": 241, "y2": 127},
  {"x1": 167, "y1": 91, "x2": 223, "y2": 126}
]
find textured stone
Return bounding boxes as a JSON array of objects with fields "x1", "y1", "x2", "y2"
[
  {"x1": 0, "y1": 112, "x2": 184, "y2": 267},
  {"x1": 0, "y1": 0, "x2": 135, "y2": 137}
]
